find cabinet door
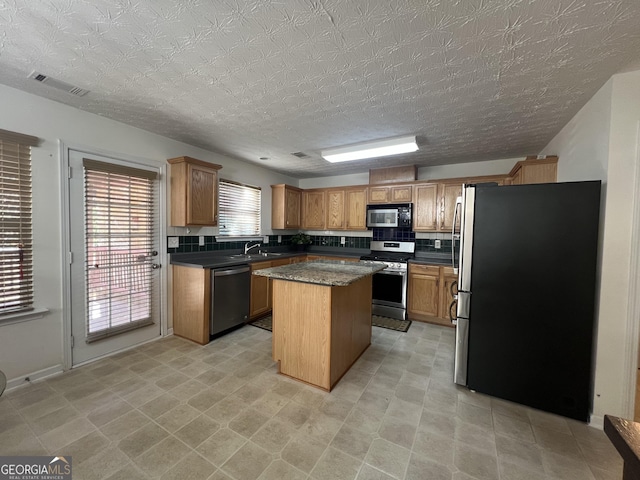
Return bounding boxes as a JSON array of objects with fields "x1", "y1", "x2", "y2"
[
  {"x1": 187, "y1": 163, "x2": 218, "y2": 225},
  {"x1": 250, "y1": 261, "x2": 272, "y2": 319},
  {"x1": 302, "y1": 190, "x2": 326, "y2": 229},
  {"x1": 413, "y1": 184, "x2": 438, "y2": 231},
  {"x1": 345, "y1": 188, "x2": 367, "y2": 230},
  {"x1": 285, "y1": 187, "x2": 302, "y2": 228},
  {"x1": 368, "y1": 186, "x2": 390, "y2": 204},
  {"x1": 440, "y1": 267, "x2": 458, "y2": 322},
  {"x1": 326, "y1": 190, "x2": 345, "y2": 230},
  {"x1": 438, "y1": 183, "x2": 462, "y2": 232},
  {"x1": 408, "y1": 267, "x2": 440, "y2": 319},
  {"x1": 391, "y1": 185, "x2": 412, "y2": 202}
]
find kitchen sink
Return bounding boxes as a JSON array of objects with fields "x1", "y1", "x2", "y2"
[{"x1": 228, "y1": 252, "x2": 283, "y2": 259}]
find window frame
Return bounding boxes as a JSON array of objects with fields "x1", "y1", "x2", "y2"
[
  {"x1": 0, "y1": 129, "x2": 38, "y2": 317},
  {"x1": 217, "y1": 179, "x2": 262, "y2": 237}
]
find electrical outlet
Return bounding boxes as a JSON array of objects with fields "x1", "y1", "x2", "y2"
[
  {"x1": 340, "y1": 236, "x2": 346, "y2": 245},
  {"x1": 434, "y1": 239, "x2": 441, "y2": 249},
  {"x1": 277, "y1": 235, "x2": 282, "y2": 243},
  {"x1": 199, "y1": 236, "x2": 205, "y2": 246},
  {"x1": 264, "y1": 236, "x2": 269, "y2": 243},
  {"x1": 168, "y1": 237, "x2": 179, "y2": 248}
]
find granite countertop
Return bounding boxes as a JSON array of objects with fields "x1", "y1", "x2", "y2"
[
  {"x1": 170, "y1": 248, "x2": 366, "y2": 269},
  {"x1": 253, "y1": 259, "x2": 386, "y2": 286}
]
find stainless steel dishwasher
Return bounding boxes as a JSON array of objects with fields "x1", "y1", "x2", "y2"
[{"x1": 210, "y1": 264, "x2": 251, "y2": 337}]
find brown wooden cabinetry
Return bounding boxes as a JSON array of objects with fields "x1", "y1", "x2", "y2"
[
  {"x1": 407, "y1": 264, "x2": 440, "y2": 319},
  {"x1": 407, "y1": 263, "x2": 456, "y2": 327},
  {"x1": 250, "y1": 260, "x2": 272, "y2": 319},
  {"x1": 168, "y1": 156, "x2": 222, "y2": 227},
  {"x1": 368, "y1": 184, "x2": 412, "y2": 204},
  {"x1": 250, "y1": 257, "x2": 300, "y2": 319},
  {"x1": 172, "y1": 265, "x2": 210, "y2": 344},
  {"x1": 323, "y1": 186, "x2": 367, "y2": 231},
  {"x1": 302, "y1": 190, "x2": 326, "y2": 229},
  {"x1": 438, "y1": 183, "x2": 462, "y2": 232},
  {"x1": 271, "y1": 184, "x2": 302, "y2": 229},
  {"x1": 413, "y1": 184, "x2": 439, "y2": 231},
  {"x1": 508, "y1": 156, "x2": 558, "y2": 185}
]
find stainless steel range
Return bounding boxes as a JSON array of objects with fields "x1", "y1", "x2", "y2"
[{"x1": 360, "y1": 241, "x2": 415, "y2": 320}]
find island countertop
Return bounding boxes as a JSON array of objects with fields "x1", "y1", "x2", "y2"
[{"x1": 253, "y1": 259, "x2": 386, "y2": 286}]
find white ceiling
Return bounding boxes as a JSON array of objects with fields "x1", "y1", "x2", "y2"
[{"x1": 1, "y1": 1, "x2": 640, "y2": 178}]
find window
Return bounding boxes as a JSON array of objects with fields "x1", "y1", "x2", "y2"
[
  {"x1": 218, "y1": 179, "x2": 261, "y2": 236},
  {"x1": 0, "y1": 129, "x2": 37, "y2": 315}
]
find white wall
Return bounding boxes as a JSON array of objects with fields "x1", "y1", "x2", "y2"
[
  {"x1": 299, "y1": 158, "x2": 520, "y2": 189},
  {"x1": 0, "y1": 84, "x2": 298, "y2": 385},
  {"x1": 540, "y1": 71, "x2": 640, "y2": 422}
]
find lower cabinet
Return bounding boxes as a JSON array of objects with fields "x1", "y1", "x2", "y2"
[
  {"x1": 250, "y1": 257, "x2": 296, "y2": 319},
  {"x1": 407, "y1": 263, "x2": 456, "y2": 327},
  {"x1": 172, "y1": 265, "x2": 210, "y2": 345}
]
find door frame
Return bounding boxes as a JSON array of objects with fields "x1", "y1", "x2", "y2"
[
  {"x1": 59, "y1": 141, "x2": 168, "y2": 369},
  {"x1": 623, "y1": 121, "x2": 640, "y2": 419}
]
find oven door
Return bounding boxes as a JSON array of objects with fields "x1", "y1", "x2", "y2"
[{"x1": 372, "y1": 270, "x2": 407, "y2": 308}]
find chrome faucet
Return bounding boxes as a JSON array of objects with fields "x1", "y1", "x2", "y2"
[{"x1": 244, "y1": 241, "x2": 261, "y2": 254}]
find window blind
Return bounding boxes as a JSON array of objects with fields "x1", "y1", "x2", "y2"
[
  {"x1": 218, "y1": 179, "x2": 261, "y2": 236},
  {"x1": 0, "y1": 131, "x2": 36, "y2": 315},
  {"x1": 83, "y1": 159, "x2": 158, "y2": 342}
]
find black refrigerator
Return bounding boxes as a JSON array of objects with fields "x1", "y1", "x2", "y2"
[{"x1": 453, "y1": 181, "x2": 601, "y2": 422}]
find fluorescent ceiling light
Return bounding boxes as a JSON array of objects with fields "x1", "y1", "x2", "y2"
[{"x1": 321, "y1": 135, "x2": 418, "y2": 163}]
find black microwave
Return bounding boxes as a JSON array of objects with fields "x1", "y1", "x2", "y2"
[{"x1": 366, "y1": 203, "x2": 412, "y2": 228}]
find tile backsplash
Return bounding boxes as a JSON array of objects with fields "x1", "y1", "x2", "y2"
[{"x1": 167, "y1": 233, "x2": 456, "y2": 254}]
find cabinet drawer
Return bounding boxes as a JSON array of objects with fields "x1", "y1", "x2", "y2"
[{"x1": 409, "y1": 264, "x2": 440, "y2": 276}]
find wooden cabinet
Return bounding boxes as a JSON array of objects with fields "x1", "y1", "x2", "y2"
[
  {"x1": 326, "y1": 189, "x2": 345, "y2": 230},
  {"x1": 345, "y1": 187, "x2": 367, "y2": 230},
  {"x1": 368, "y1": 184, "x2": 412, "y2": 204},
  {"x1": 250, "y1": 261, "x2": 272, "y2": 319},
  {"x1": 302, "y1": 190, "x2": 326, "y2": 229},
  {"x1": 168, "y1": 156, "x2": 222, "y2": 227},
  {"x1": 250, "y1": 257, "x2": 300, "y2": 319},
  {"x1": 323, "y1": 186, "x2": 367, "y2": 231},
  {"x1": 508, "y1": 156, "x2": 558, "y2": 185},
  {"x1": 440, "y1": 267, "x2": 458, "y2": 324},
  {"x1": 438, "y1": 183, "x2": 462, "y2": 232},
  {"x1": 413, "y1": 184, "x2": 439, "y2": 231},
  {"x1": 172, "y1": 265, "x2": 210, "y2": 344},
  {"x1": 271, "y1": 184, "x2": 302, "y2": 229},
  {"x1": 407, "y1": 264, "x2": 440, "y2": 319},
  {"x1": 407, "y1": 263, "x2": 457, "y2": 327}
]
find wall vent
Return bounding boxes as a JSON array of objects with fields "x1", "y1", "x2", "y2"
[
  {"x1": 291, "y1": 152, "x2": 311, "y2": 159},
  {"x1": 28, "y1": 71, "x2": 90, "y2": 97}
]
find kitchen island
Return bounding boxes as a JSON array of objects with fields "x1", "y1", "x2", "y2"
[{"x1": 254, "y1": 260, "x2": 386, "y2": 391}]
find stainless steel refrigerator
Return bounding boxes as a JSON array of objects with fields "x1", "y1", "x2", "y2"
[{"x1": 453, "y1": 181, "x2": 601, "y2": 422}]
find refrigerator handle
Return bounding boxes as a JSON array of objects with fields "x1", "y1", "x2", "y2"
[{"x1": 452, "y1": 197, "x2": 462, "y2": 272}]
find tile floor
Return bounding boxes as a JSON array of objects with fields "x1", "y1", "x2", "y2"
[{"x1": 0, "y1": 322, "x2": 622, "y2": 480}]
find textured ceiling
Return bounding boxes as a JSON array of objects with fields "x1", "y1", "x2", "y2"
[{"x1": 1, "y1": 1, "x2": 640, "y2": 178}]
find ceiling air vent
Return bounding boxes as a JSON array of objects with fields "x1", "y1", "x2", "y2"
[
  {"x1": 28, "y1": 71, "x2": 90, "y2": 97},
  {"x1": 291, "y1": 152, "x2": 311, "y2": 159}
]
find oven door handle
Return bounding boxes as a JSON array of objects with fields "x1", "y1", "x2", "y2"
[{"x1": 376, "y1": 271, "x2": 406, "y2": 276}]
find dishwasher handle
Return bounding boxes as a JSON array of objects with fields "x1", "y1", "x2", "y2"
[{"x1": 214, "y1": 266, "x2": 250, "y2": 277}]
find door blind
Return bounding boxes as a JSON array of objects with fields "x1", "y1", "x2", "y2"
[
  {"x1": 0, "y1": 134, "x2": 34, "y2": 315},
  {"x1": 83, "y1": 159, "x2": 158, "y2": 342},
  {"x1": 218, "y1": 179, "x2": 261, "y2": 236}
]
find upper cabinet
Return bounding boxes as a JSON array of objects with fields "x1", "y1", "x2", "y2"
[
  {"x1": 302, "y1": 190, "x2": 326, "y2": 230},
  {"x1": 325, "y1": 186, "x2": 368, "y2": 230},
  {"x1": 508, "y1": 156, "x2": 558, "y2": 185},
  {"x1": 368, "y1": 184, "x2": 413, "y2": 204},
  {"x1": 413, "y1": 184, "x2": 438, "y2": 231},
  {"x1": 168, "y1": 156, "x2": 222, "y2": 227},
  {"x1": 438, "y1": 183, "x2": 463, "y2": 232},
  {"x1": 271, "y1": 184, "x2": 302, "y2": 229}
]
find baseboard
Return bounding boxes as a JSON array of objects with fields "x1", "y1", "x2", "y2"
[
  {"x1": 6, "y1": 364, "x2": 65, "y2": 391},
  {"x1": 589, "y1": 414, "x2": 604, "y2": 430},
  {"x1": 167, "y1": 328, "x2": 174, "y2": 336}
]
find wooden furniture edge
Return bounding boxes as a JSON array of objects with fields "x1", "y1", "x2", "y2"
[{"x1": 167, "y1": 156, "x2": 222, "y2": 170}]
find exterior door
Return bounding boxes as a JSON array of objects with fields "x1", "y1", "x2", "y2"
[{"x1": 68, "y1": 150, "x2": 161, "y2": 365}]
